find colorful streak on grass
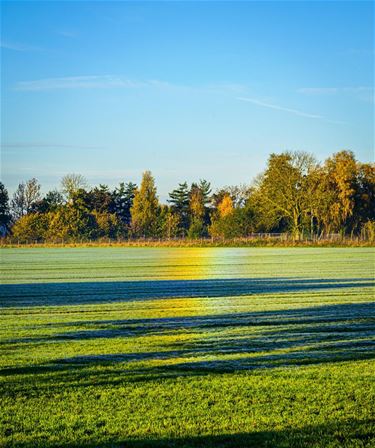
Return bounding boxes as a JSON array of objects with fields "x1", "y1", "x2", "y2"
[{"x1": 0, "y1": 247, "x2": 374, "y2": 447}]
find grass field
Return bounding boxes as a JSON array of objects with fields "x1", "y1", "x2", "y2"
[{"x1": 1, "y1": 247, "x2": 374, "y2": 447}]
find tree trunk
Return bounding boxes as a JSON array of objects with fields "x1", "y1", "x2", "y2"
[{"x1": 293, "y1": 209, "x2": 300, "y2": 240}]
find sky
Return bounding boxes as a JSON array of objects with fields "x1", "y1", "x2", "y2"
[{"x1": 1, "y1": 0, "x2": 374, "y2": 200}]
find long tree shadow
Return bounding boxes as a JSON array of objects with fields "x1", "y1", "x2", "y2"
[
  {"x1": 3, "y1": 302, "x2": 374, "y2": 344},
  {"x1": 3, "y1": 419, "x2": 374, "y2": 447},
  {"x1": 1, "y1": 302, "x2": 374, "y2": 386},
  {"x1": 3, "y1": 302, "x2": 375, "y2": 343},
  {"x1": 1, "y1": 277, "x2": 374, "y2": 307}
]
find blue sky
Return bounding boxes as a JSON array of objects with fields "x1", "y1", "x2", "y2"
[{"x1": 1, "y1": 0, "x2": 374, "y2": 200}]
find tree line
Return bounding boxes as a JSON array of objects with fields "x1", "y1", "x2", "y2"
[{"x1": 1, "y1": 150, "x2": 374, "y2": 242}]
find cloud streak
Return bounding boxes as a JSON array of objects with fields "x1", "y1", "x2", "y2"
[
  {"x1": 237, "y1": 96, "x2": 323, "y2": 119},
  {"x1": 14, "y1": 75, "x2": 148, "y2": 91},
  {"x1": 13, "y1": 75, "x2": 248, "y2": 95},
  {"x1": 1, "y1": 142, "x2": 103, "y2": 151}
]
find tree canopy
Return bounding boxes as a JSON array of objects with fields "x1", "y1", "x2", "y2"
[{"x1": 3, "y1": 150, "x2": 374, "y2": 242}]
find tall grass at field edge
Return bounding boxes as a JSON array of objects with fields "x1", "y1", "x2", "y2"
[{"x1": 1, "y1": 238, "x2": 374, "y2": 249}]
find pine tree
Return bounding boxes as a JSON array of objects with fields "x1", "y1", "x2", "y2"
[
  {"x1": 0, "y1": 182, "x2": 11, "y2": 232},
  {"x1": 198, "y1": 179, "x2": 212, "y2": 206},
  {"x1": 111, "y1": 182, "x2": 137, "y2": 226},
  {"x1": 168, "y1": 182, "x2": 190, "y2": 232}
]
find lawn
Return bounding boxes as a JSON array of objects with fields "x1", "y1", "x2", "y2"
[{"x1": 0, "y1": 247, "x2": 374, "y2": 447}]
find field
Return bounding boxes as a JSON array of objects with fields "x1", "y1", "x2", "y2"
[{"x1": 1, "y1": 247, "x2": 374, "y2": 447}]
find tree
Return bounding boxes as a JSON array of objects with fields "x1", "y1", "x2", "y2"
[
  {"x1": 190, "y1": 180, "x2": 211, "y2": 218},
  {"x1": 11, "y1": 178, "x2": 41, "y2": 220},
  {"x1": 168, "y1": 182, "x2": 190, "y2": 233},
  {"x1": 253, "y1": 152, "x2": 317, "y2": 238},
  {"x1": 111, "y1": 182, "x2": 137, "y2": 226},
  {"x1": 209, "y1": 207, "x2": 255, "y2": 239},
  {"x1": 70, "y1": 188, "x2": 92, "y2": 209},
  {"x1": 31, "y1": 190, "x2": 64, "y2": 214},
  {"x1": 6, "y1": 150, "x2": 372, "y2": 242},
  {"x1": 130, "y1": 171, "x2": 159, "y2": 237},
  {"x1": 217, "y1": 194, "x2": 233, "y2": 218},
  {"x1": 0, "y1": 182, "x2": 11, "y2": 232},
  {"x1": 212, "y1": 186, "x2": 248, "y2": 210},
  {"x1": 187, "y1": 217, "x2": 206, "y2": 239},
  {"x1": 188, "y1": 186, "x2": 205, "y2": 237},
  {"x1": 156, "y1": 206, "x2": 180, "y2": 239},
  {"x1": 352, "y1": 162, "x2": 375, "y2": 232},
  {"x1": 11, "y1": 213, "x2": 50, "y2": 242},
  {"x1": 47, "y1": 203, "x2": 98, "y2": 241},
  {"x1": 324, "y1": 150, "x2": 358, "y2": 233},
  {"x1": 209, "y1": 194, "x2": 255, "y2": 239},
  {"x1": 227, "y1": 185, "x2": 251, "y2": 208},
  {"x1": 11, "y1": 183, "x2": 27, "y2": 220},
  {"x1": 163, "y1": 210, "x2": 180, "y2": 239},
  {"x1": 87, "y1": 184, "x2": 113, "y2": 213},
  {"x1": 61, "y1": 173, "x2": 88, "y2": 201},
  {"x1": 198, "y1": 179, "x2": 212, "y2": 205},
  {"x1": 93, "y1": 211, "x2": 123, "y2": 239},
  {"x1": 187, "y1": 180, "x2": 212, "y2": 237},
  {"x1": 189, "y1": 184, "x2": 205, "y2": 221}
]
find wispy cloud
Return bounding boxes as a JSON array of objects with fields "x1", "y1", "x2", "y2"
[
  {"x1": 14, "y1": 75, "x2": 148, "y2": 91},
  {"x1": 237, "y1": 96, "x2": 323, "y2": 119},
  {"x1": 13, "y1": 75, "x2": 248, "y2": 94},
  {"x1": 0, "y1": 40, "x2": 42, "y2": 52},
  {"x1": 1, "y1": 142, "x2": 103, "y2": 151},
  {"x1": 298, "y1": 86, "x2": 374, "y2": 102}
]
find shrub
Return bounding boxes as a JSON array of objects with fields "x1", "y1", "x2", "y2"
[{"x1": 11, "y1": 213, "x2": 50, "y2": 242}]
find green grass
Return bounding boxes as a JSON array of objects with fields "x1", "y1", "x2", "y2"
[{"x1": 0, "y1": 247, "x2": 374, "y2": 447}]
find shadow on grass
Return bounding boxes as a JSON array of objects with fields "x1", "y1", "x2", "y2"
[
  {"x1": 38, "y1": 301, "x2": 375, "y2": 341},
  {"x1": 1, "y1": 277, "x2": 374, "y2": 307},
  {"x1": 4, "y1": 419, "x2": 374, "y2": 447},
  {"x1": 1, "y1": 302, "x2": 374, "y2": 384}
]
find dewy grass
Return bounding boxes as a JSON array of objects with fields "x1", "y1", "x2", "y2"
[{"x1": 0, "y1": 247, "x2": 374, "y2": 447}]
